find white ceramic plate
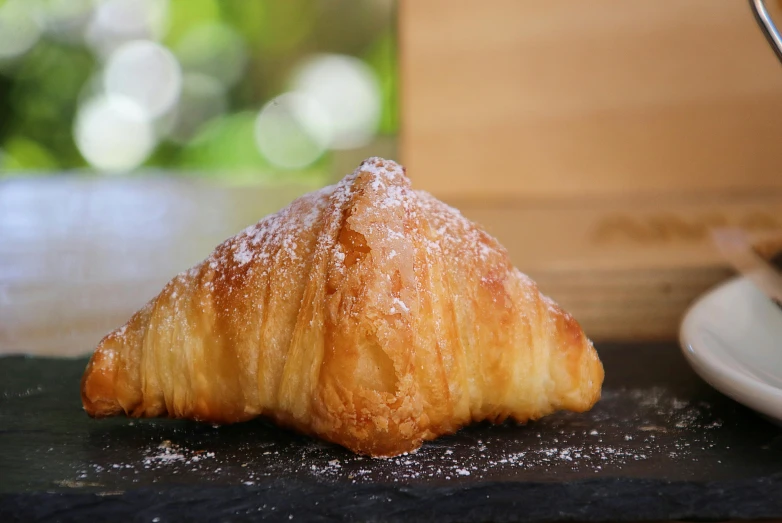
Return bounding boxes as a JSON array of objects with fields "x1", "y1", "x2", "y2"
[{"x1": 680, "y1": 276, "x2": 782, "y2": 425}]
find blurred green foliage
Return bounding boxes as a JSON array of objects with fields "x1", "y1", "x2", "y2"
[{"x1": 0, "y1": 0, "x2": 398, "y2": 182}]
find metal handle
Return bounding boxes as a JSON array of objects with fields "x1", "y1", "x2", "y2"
[{"x1": 750, "y1": 0, "x2": 782, "y2": 65}]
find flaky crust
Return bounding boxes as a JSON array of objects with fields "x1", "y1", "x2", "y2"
[{"x1": 81, "y1": 157, "x2": 604, "y2": 457}]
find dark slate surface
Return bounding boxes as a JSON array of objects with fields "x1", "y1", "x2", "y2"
[{"x1": 1, "y1": 342, "x2": 782, "y2": 522}]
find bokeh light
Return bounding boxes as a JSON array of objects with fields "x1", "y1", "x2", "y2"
[
  {"x1": 167, "y1": 72, "x2": 227, "y2": 143},
  {"x1": 290, "y1": 53, "x2": 381, "y2": 150},
  {"x1": 254, "y1": 93, "x2": 331, "y2": 170},
  {"x1": 0, "y1": 1, "x2": 398, "y2": 179},
  {"x1": 39, "y1": 0, "x2": 95, "y2": 44},
  {"x1": 104, "y1": 39, "x2": 182, "y2": 119},
  {"x1": 175, "y1": 22, "x2": 247, "y2": 89},
  {"x1": 85, "y1": 0, "x2": 169, "y2": 57},
  {"x1": 0, "y1": 0, "x2": 43, "y2": 62},
  {"x1": 74, "y1": 95, "x2": 156, "y2": 172},
  {"x1": 77, "y1": 71, "x2": 106, "y2": 108}
]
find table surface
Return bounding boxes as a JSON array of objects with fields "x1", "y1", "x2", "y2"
[
  {"x1": 2, "y1": 343, "x2": 782, "y2": 522},
  {"x1": 0, "y1": 175, "x2": 319, "y2": 357}
]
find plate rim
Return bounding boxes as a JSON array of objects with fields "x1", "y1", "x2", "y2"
[{"x1": 679, "y1": 275, "x2": 782, "y2": 420}]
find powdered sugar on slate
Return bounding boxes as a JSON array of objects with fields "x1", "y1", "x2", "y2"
[{"x1": 68, "y1": 386, "x2": 728, "y2": 488}]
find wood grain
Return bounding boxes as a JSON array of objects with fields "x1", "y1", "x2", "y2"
[{"x1": 400, "y1": 0, "x2": 782, "y2": 199}]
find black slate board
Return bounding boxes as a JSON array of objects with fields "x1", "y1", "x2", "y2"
[{"x1": 2, "y1": 343, "x2": 782, "y2": 522}]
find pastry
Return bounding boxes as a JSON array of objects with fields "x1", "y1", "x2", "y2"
[{"x1": 81, "y1": 157, "x2": 604, "y2": 457}]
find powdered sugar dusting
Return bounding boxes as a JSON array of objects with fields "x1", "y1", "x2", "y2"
[
  {"x1": 415, "y1": 190, "x2": 507, "y2": 269},
  {"x1": 176, "y1": 181, "x2": 346, "y2": 299},
  {"x1": 541, "y1": 294, "x2": 561, "y2": 315},
  {"x1": 360, "y1": 156, "x2": 405, "y2": 184},
  {"x1": 141, "y1": 440, "x2": 217, "y2": 469},
  {"x1": 102, "y1": 349, "x2": 117, "y2": 364},
  {"x1": 154, "y1": 156, "x2": 521, "y2": 326},
  {"x1": 357, "y1": 157, "x2": 410, "y2": 212},
  {"x1": 233, "y1": 241, "x2": 253, "y2": 266},
  {"x1": 65, "y1": 385, "x2": 736, "y2": 489},
  {"x1": 392, "y1": 297, "x2": 409, "y2": 314}
]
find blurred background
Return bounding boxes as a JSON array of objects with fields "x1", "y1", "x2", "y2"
[
  {"x1": 0, "y1": 0, "x2": 397, "y2": 183},
  {"x1": 4, "y1": 0, "x2": 782, "y2": 355},
  {"x1": 0, "y1": 0, "x2": 398, "y2": 355}
]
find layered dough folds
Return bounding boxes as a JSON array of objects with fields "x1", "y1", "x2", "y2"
[{"x1": 81, "y1": 157, "x2": 604, "y2": 457}]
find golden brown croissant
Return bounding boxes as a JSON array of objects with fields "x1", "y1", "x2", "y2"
[{"x1": 81, "y1": 157, "x2": 604, "y2": 457}]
